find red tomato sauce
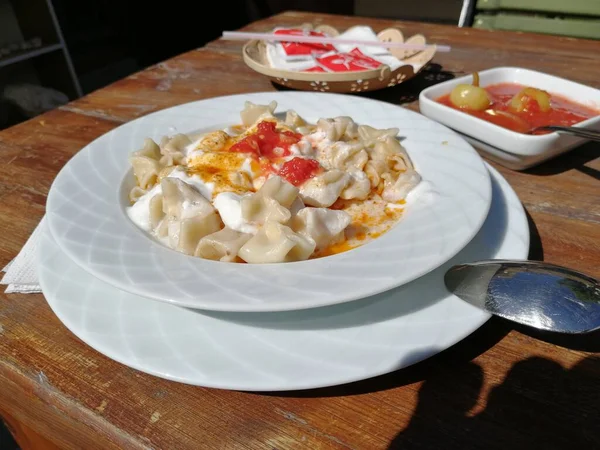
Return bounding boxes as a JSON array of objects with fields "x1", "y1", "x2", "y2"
[
  {"x1": 279, "y1": 157, "x2": 321, "y2": 186},
  {"x1": 437, "y1": 83, "x2": 599, "y2": 134},
  {"x1": 229, "y1": 121, "x2": 303, "y2": 158}
]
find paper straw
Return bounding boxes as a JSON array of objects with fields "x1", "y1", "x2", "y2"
[{"x1": 222, "y1": 31, "x2": 451, "y2": 52}]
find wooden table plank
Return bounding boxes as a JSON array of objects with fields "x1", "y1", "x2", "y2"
[
  {"x1": 58, "y1": 49, "x2": 275, "y2": 124},
  {"x1": 0, "y1": 10, "x2": 598, "y2": 450}
]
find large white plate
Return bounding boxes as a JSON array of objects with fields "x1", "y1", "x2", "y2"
[
  {"x1": 38, "y1": 164, "x2": 528, "y2": 391},
  {"x1": 45, "y1": 92, "x2": 491, "y2": 312}
]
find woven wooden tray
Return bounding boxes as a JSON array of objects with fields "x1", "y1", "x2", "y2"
[{"x1": 242, "y1": 24, "x2": 437, "y2": 93}]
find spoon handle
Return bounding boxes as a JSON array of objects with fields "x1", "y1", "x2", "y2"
[{"x1": 538, "y1": 125, "x2": 600, "y2": 141}]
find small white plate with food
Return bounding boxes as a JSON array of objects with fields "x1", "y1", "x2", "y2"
[
  {"x1": 419, "y1": 67, "x2": 600, "y2": 170},
  {"x1": 45, "y1": 92, "x2": 491, "y2": 312}
]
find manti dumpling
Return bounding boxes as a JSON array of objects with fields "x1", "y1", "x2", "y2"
[
  {"x1": 357, "y1": 125, "x2": 399, "y2": 147},
  {"x1": 195, "y1": 227, "x2": 252, "y2": 262},
  {"x1": 299, "y1": 169, "x2": 349, "y2": 207},
  {"x1": 238, "y1": 221, "x2": 316, "y2": 263},
  {"x1": 370, "y1": 136, "x2": 415, "y2": 172},
  {"x1": 161, "y1": 178, "x2": 222, "y2": 254},
  {"x1": 316, "y1": 140, "x2": 368, "y2": 172},
  {"x1": 159, "y1": 133, "x2": 190, "y2": 167},
  {"x1": 291, "y1": 207, "x2": 351, "y2": 250},
  {"x1": 241, "y1": 175, "x2": 298, "y2": 224},
  {"x1": 240, "y1": 101, "x2": 277, "y2": 127},
  {"x1": 317, "y1": 116, "x2": 359, "y2": 141},
  {"x1": 285, "y1": 110, "x2": 306, "y2": 129},
  {"x1": 381, "y1": 169, "x2": 421, "y2": 202},
  {"x1": 130, "y1": 138, "x2": 162, "y2": 191},
  {"x1": 340, "y1": 168, "x2": 370, "y2": 200}
]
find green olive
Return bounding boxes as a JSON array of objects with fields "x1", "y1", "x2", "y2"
[
  {"x1": 510, "y1": 87, "x2": 551, "y2": 113},
  {"x1": 449, "y1": 84, "x2": 491, "y2": 111}
]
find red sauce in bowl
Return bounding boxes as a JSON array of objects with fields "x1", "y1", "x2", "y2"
[{"x1": 437, "y1": 83, "x2": 599, "y2": 134}]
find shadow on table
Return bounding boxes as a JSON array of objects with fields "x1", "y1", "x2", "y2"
[
  {"x1": 511, "y1": 323, "x2": 600, "y2": 353},
  {"x1": 388, "y1": 355, "x2": 600, "y2": 450},
  {"x1": 525, "y1": 209, "x2": 544, "y2": 261},
  {"x1": 258, "y1": 316, "x2": 513, "y2": 398},
  {"x1": 257, "y1": 321, "x2": 600, "y2": 398},
  {"x1": 355, "y1": 63, "x2": 459, "y2": 106},
  {"x1": 524, "y1": 141, "x2": 600, "y2": 178}
]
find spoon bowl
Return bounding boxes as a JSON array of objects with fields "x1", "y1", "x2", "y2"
[{"x1": 445, "y1": 260, "x2": 600, "y2": 334}]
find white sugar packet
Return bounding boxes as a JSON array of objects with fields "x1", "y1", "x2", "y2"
[
  {"x1": 265, "y1": 25, "x2": 405, "y2": 72},
  {"x1": 333, "y1": 25, "x2": 392, "y2": 56},
  {"x1": 1, "y1": 218, "x2": 44, "y2": 293},
  {"x1": 334, "y1": 26, "x2": 403, "y2": 71},
  {"x1": 265, "y1": 42, "x2": 318, "y2": 71}
]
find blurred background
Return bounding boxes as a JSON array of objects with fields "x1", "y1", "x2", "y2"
[{"x1": 1, "y1": 0, "x2": 599, "y2": 131}]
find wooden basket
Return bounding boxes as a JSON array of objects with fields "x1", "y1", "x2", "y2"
[{"x1": 242, "y1": 24, "x2": 437, "y2": 93}]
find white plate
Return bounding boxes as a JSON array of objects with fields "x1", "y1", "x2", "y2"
[
  {"x1": 46, "y1": 92, "x2": 491, "y2": 312},
  {"x1": 419, "y1": 67, "x2": 600, "y2": 170},
  {"x1": 38, "y1": 164, "x2": 528, "y2": 391}
]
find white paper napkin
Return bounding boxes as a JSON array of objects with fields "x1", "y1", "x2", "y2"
[{"x1": 1, "y1": 218, "x2": 44, "y2": 294}]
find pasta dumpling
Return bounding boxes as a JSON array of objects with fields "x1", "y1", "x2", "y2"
[
  {"x1": 358, "y1": 125, "x2": 399, "y2": 147},
  {"x1": 370, "y1": 137, "x2": 414, "y2": 171},
  {"x1": 161, "y1": 178, "x2": 221, "y2": 254},
  {"x1": 161, "y1": 177, "x2": 213, "y2": 219},
  {"x1": 381, "y1": 169, "x2": 422, "y2": 202},
  {"x1": 195, "y1": 227, "x2": 252, "y2": 262},
  {"x1": 317, "y1": 141, "x2": 368, "y2": 171},
  {"x1": 317, "y1": 116, "x2": 359, "y2": 141},
  {"x1": 255, "y1": 175, "x2": 299, "y2": 208},
  {"x1": 129, "y1": 186, "x2": 148, "y2": 203},
  {"x1": 176, "y1": 215, "x2": 222, "y2": 255},
  {"x1": 341, "y1": 169, "x2": 370, "y2": 200},
  {"x1": 240, "y1": 101, "x2": 277, "y2": 127},
  {"x1": 132, "y1": 138, "x2": 161, "y2": 160},
  {"x1": 149, "y1": 193, "x2": 165, "y2": 230},
  {"x1": 285, "y1": 110, "x2": 306, "y2": 129},
  {"x1": 157, "y1": 165, "x2": 177, "y2": 181},
  {"x1": 291, "y1": 207, "x2": 351, "y2": 250},
  {"x1": 238, "y1": 221, "x2": 316, "y2": 263},
  {"x1": 159, "y1": 134, "x2": 191, "y2": 166},
  {"x1": 130, "y1": 155, "x2": 160, "y2": 190},
  {"x1": 299, "y1": 170, "x2": 349, "y2": 207},
  {"x1": 241, "y1": 195, "x2": 290, "y2": 226}
]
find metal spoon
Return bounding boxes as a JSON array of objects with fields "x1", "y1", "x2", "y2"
[
  {"x1": 444, "y1": 260, "x2": 600, "y2": 334},
  {"x1": 529, "y1": 125, "x2": 600, "y2": 141}
]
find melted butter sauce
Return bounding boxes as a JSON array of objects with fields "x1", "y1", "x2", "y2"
[
  {"x1": 313, "y1": 196, "x2": 406, "y2": 258},
  {"x1": 188, "y1": 151, "x2": 253, "y2": 196}
]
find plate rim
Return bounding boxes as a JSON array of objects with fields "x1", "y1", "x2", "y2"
[
  {"x1": 38, "y1": 163, "x2": 528, "y2": 391},
  {"x1": 45, "y1": 91, "x2": 492, "y2": 312}
]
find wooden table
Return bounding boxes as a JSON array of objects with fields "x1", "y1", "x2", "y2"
[{"x1": 0, "y1": 11, "x2": 598, "y2": 450}]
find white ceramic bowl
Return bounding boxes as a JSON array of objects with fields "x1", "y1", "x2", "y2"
[
  {"x1": 45, "y1": 92, "x2": 492, "y2": 312},
  {"x1": 418, "y1": 67, "x2": 600, "y2": 170}
]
